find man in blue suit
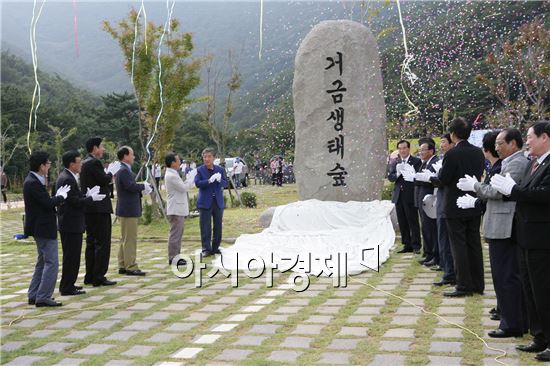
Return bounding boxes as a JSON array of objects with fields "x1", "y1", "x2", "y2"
[
  {"x1": 195, "y1": 147, "x2": 228, "y2": 257},
  {"x1": 115, "y1": 146, "x2": 151, "y2": 276}
]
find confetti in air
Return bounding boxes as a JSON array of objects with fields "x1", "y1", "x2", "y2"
[
  {"x1": 27, "y1": 0, "x2": 46, "y2": 154},
  {"x1": 396, "y1": 0, "x2": 419, "y2": 118},
  {"x1": 144, "y1": 0, "x2": 175, "y2": 179},
  {"x1": 259, "y1": 0, "x2": 264, "y2": 60}
]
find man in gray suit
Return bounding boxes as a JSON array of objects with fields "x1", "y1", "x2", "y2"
[{"x1": 456, "y1": 128, "x2": 529, "y2": 338}]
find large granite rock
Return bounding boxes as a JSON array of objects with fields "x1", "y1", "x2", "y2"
[{"x1": 293, "y1": 20, "x2": 387, "y2": 202}]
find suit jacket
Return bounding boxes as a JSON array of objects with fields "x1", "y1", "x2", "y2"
[
  {"x1": 80, "y1": 154, "x2": 113, "y2": 214},
  {"x1": 508, "y1": 154, "x2": 550, "y2": 249},
  {"x1": 23, "y1": 173, "x2": 65, "y2": 239},
  {"x1": 439, "y1": 140, "x2": 485, "y2": 218},
  {"x1": 474, "y1": 152, "x2": 529, "y2": 239},
  {"x1": 56, "y1": 169, "x2": 93, "y2": 233},
  {"x1": 195, "y1": 164, "x2": 228, "y2": 209},
  {"x1": 414, "y1": 155, "x2": 439, "y2": 208},
  {"x1": 387, "y1": 155, "x2": 422, "y2": 204},
  {"x1": 165, "y1": 168, "x2": 195, "y2": 216},
  {"x1": 115, "y1": 163, "x2": 144, "y2": 218}
]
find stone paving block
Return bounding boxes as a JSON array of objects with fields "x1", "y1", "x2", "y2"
[
  {"x1": 429, "y1": 341, "x2": 462, "y2": 353},
  {"x1": 165, "y1": 322, "x2": 199, "y2": 332},
  {"x1": 305, "y1": 315, "x2": 333, "y2": 324},
  {"x1": 437, "y1": 316, "x2": 464, "y2": 325},
  {"x1": 275, "y1": 306, "x2": 302, "y2": 314},
  {"x1": 185, "y1": 312, "x2": 211, "y2": 321},
  {"x1": 317, "y1": 306, "x2": 341, "y2": 315},
  {"x1": 64, "y1": 330, "x2": 97, "y2": 339},
  {"x1": 2, "y1": 341, "x2": 27, "y2": 352},
  {"x1": 264, "y1": 314, "x2": 290, "y2": 322},
  {"x1": 104, "y1": 361, "x2": 134, "y2": 366},
  {"x1": 163, "y1": 303, "x2": 191, "y2": 311},
  {"x1": 52, "y1": 358, "x2": 87, "y2": 366},
  {"x1": 172, "y1": 347, "x2": 203, "y2": 359},
  {"x1": 214, "y1": 349, "x2": 252, "y2": 361},
  {"x1": 484, "y1": 342, "x2": 518, "y2": 356},
  {"x1": 369, "y1": 354, "x2": 406, "y2": 366},
  {"x1": 233, "y1": 335, "x2": 267, "y2": 346},
  {"x1": 347, "y1": 315, "x2": 373, "y2": 324},
  {"x1": 108, "y1": 311, "x2": 135, "y2": 320},
  {"x1": 147, "y1": 332, "x2": 180, "y2": 343},
  {"x1": 391, "y1": 316, "x2": 419, "y2": 325},
  {"x1": 482, "y1": 357, "x2": 519, "y2": 366},
  {"x1": 292, "y1": 324, "x2": 325, "y2": 335},
  {"x1": 194, "y1": 334, "x2": 221, "y2": 344},
  {"x1": 12, "y1": 319, "x2": 43, "y2": 328},
  {"x1": 225, "y1": 314, "x2": 250, "y2": 322},
  {"x1": 105, "y1": 331, "x2": 139, "y2": 341},
  {"x1": 122, "y1": 345, "x2": 153, "y2": 357},
  {"x1": 427, "y1": 356, "x2": 462, "y2": 365},
  {"x1": 124, "y1": 321, "x2": 160, "y2": 331},
  {"x1": 144, "y1": 312, "x2": 171, "y2": 321},
  {"x1": 248, "y1": 324, "x2": 281, "y2": 334},
  {"x1": 75, "y1": 343, "x2": 114, "y2": 355},
  {"x1": 280, "y1": 336, "x2": 313, "y2": 349},
  {"x1": 432, "y1": 328, "x2": 463, "y2": 338},
  {"x1": 4, "y1": 356, "x2": 46, "y2": 366},
  {"x1": 317, "y1": 352, "x2": 350, "y2": 365},
  {"x1": 28, "y1": 329, "x2": 56, "y2": 338},
  {"x1": 379, "y1": 340, "x2": 412, "y2": 351},
  {"x1": 338, "y1": 327, "x2": 368, "y2": 337},
  {"x1": 328, "y1": 338, "x2": 360, "y2": 350},
  {"x1": 212, "y1": 323, "x2": 238, "y2": 332},
  {"x1": 33, "y1": 342, "x2": 73, "y2": 353},
  {"x1": 87, "y1": 320, "x2": 120, "y2": 330},
  {"x1": 268, "y1": 350, "x2": 302, "y2": 362}
]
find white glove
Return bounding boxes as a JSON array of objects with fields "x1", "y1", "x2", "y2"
[
  {"x1": 415, "y1": 169, "x2": 434, "y2": 183},
  {"x1": 208, "y1": 172, "x2": 221, "y2": 183},
  {"x1": 456, "y1": 174, "x2": 479, "y2": 192},
  {"x1": 86, "y1": 185, "x2": 100, "y2": 197},
  {"x1": 186, "y1": 168, "x2": 197, "y2": 182},
  {"x1": 55, "y1": 185, "x2": 71, "y2": 199},
  {"x1": 432, "y1": 160, "x2": 443, "y2": 174},
  {"x1": 490, "y1": 173, "x2": 516, "y2": 196},
  {"x1": 402, "y1": 170, "x2": 415, "y2": 182},
  {"x1": 456, "y1": 194, "x2": 478, "y2": 209},
  {"x1": 215, "y1": 172, "x2": 222, "y2": 182},
  {"x1": 90, "y1": 193, "x2": 106, "y2": 202},
  {"x1": 107, "y1": 161, "x2": 121, "y2": 176},
  {"x1": 142, "y1": 182, "x2": 153, "y2": 195},
  {"x1": 395, "y1": 163, "x2": 404, "y2": 177}
]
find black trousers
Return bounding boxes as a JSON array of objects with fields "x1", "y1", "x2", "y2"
[
  {"x1": 519, "y1": 247, "x2": 550, "y2": 345},
  {"x1": 199, "y1": 201, "x2": 223, "y2": 254},
  {"x1": 59, "y1": 231, "x2": 83, "y2": 293},
  {"x1": 419, "y1": 206, "x2": 439, "y2": 262},
  {"x1": 395, "y1": 197, "x2": 421, "y2": 250},
  {"x1": 487, "y1": 237, "x2": 526, "y2": 332},
  {"x1": 84, "y1": 213, "x2": 112, "y2": 284},
  {"x1": 446, "y1": 216, "x2": 484, "y2": 293}
]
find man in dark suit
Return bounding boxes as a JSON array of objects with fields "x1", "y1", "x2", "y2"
[
  {"x1": 24, "y1": 151, "x2": 70, "y2": 307},
  {"x1": 491, "y1": 121, "x2": 550, "y2": 362},
  {"x1": 115, "y1": 146, "x2": 150, "y2": 276},
  {"x1": 195, "y1": 147, "x2": 228, "y2": 257},
  {"x1": 56, "y1": 151, "x2": 105, "y2": 296},
  {"x1": 438, "y1": 117, "x2": 485, "y2": 297},
  {"x1": 414, "y1": 138, "x2": 440, "y2": 266},
  {"x1": 388, "y1": 140, "x2": 422, "y2": 253},
  {"x1": 80, "y1": 137, "x2": 120, "y2": 287}
]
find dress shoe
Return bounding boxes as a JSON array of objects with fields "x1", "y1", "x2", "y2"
[
  {"x1": 535, "y1": 348, "x2": 550, "y2": 362},
  {"x1": 490, "y1": 313, "x2": 501, "y2": 321},
  {"x1": 413, "y1": 249, "x2": 421, "y2": 255},
  {"x1": 489, "y1": 307, "x2": 498, "y2": 315},
  {"x1": 126, "y1": 269, "x2": 146, "y2": 276},
  {"x1": 433, "y1": 280, "x2": 456, "y2": 287},
  {"x1": 443, "y1": 290, "x2": 473, "y2": 298},
  {"x1": 60, "y1": 289, "x2": 86, "y2": 296},
  {"x1": 28, "y1": 297, "x2": 55, "y2": 305},
  {"x1": 423, "y1": 259, "x2": 437, "y2": 267},
  {"x1": 488, "y1": 329, "x2": 523, "y2": 338},
  {"x1": 202, "y1": 251, "x2": 213, "y2": 258},
  {"x1": 118, "y1": 268, "x2": 127, "y2": 274},
  {"x1": 36, "y1": 299, "x2": 62, "y2": 307},
  {"x1": 397, "y1": 248, "x2": 413, "y2": 254},
  {"x1": 168, "y1": 259, "x2": 187, "y2": 266},
  {"x1": 74, "y1": 286, "x2": 83, "y2": 290},
  {"x1": 93, "y1": 279, "x2": 117, "y2": 287},
  {"x1": 417, "y1": 257, "x2": 428, "y2": 264},
  {"x1": 430, "y1": 265, "x2": 442, "y2": 271},
  {"x1": 212, "y1": 250, "x2": 222, "y2": 255},
  {"x1": 516, "y1": 342, "x2": 548, "y2": 353}
]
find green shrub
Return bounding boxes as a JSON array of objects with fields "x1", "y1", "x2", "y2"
[
  {"x1": 189, "y1": 195, "x2": 198, "y2": 212},
  {"x1": 382, "y1": 181, "x2": 393, "y2": 201},
  {"x1": 240, "y1": 192, "x2": 257, "y2": 208},
  {"x1": 142, "y1": 202, "x2": 153, "y2": 225}
]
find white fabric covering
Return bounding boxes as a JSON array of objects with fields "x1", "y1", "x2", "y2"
[{"x1": 213, "y1": 199, "x2": 395, "y2": 276}]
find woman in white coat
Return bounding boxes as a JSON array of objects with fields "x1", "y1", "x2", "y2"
[{"x1": 164, "y1": 153, "x2": 196, "y2": 266}]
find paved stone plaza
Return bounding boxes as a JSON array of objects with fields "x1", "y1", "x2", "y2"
[{"x1": 0, "y1": 195, "x2": 545, "y2": 365}]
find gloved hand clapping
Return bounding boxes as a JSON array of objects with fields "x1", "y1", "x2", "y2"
[{"x1": 55, "y1": 185, "x2": 71, "y2": 199}]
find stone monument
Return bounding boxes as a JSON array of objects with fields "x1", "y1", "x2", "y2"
[{"x1": 293, "y1": 20, "x2": 387, "y2": 202}]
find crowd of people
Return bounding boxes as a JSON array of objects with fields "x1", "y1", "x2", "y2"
[
  {"x1": 388, "y1": 118, "x2": 550, "y2": 362},
  {"x1": 23, "y1": 138, "x2": 227, "y2": 309}
]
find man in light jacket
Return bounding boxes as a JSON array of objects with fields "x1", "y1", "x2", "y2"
[
  {"x1": 456, "y1": 128, "x2": 529, "y2": 338},
  {"x1": 165, "y1": 152, "x2": 196, "y2": 266}
]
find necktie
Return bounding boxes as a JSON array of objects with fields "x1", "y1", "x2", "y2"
[{"x1": 530, "y1": 161, "x2": 540, "y2": 176}]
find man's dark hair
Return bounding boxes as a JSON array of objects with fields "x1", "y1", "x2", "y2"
[
  {"x1": 531, "y1": 121, "x2": 550, "y2": 138},
  {"x1": 62, "y1": 150, "x2": 80, "y2": 169},
  {"x1": 29, "y1": 151, "x2": 49, "y2": 172},
  {"x1": 165, "y1": 153, "x2": 178, "y2": 168},
  {"x1": 448, "y1": 117, "x2": 472, "y2": 140},
  {"x1": 396, "y1": 140, "x2": 410, "y2": 149},
  {"x1": 502, "y1": 128, "x2": 523, "y2": 149},
  {"x1": 441, "y1": 133, "x2": 452, "y2": 144},
  {"x1": 117, "y1": 146, "x2": 131, "y2": 161},
  {"x1": 85, "y1": 137, "x2": 102, "y2": 153},
  {"x1": 419, "y1": 137, "x2": 436, "y2": 154},
  {"x1": 482, "y1": 131, "x2": 499, "y2": 158}
]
